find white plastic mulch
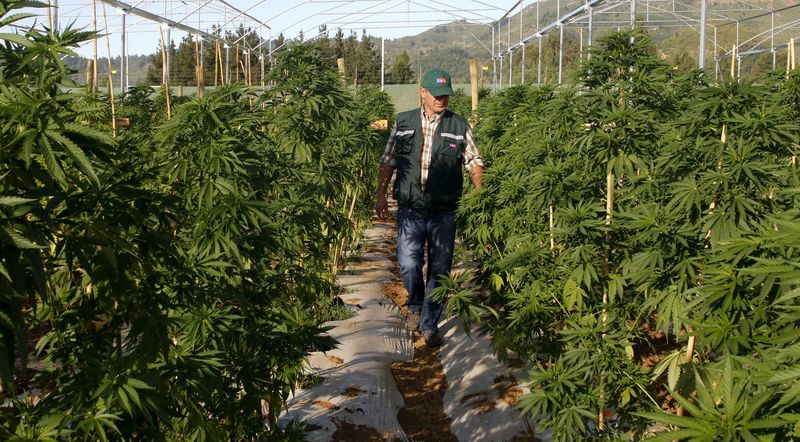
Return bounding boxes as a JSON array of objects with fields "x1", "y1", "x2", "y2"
[{"x1": 279, "y1": 220, "x2": 547, "y2": 441}]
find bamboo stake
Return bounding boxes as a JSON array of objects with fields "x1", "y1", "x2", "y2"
[
  {"x1": 235, "y1": 45, "x2": 239, "y2": 81},
  {"x1": 159, "y1": 29, "x2": 171, "y2": 120},
  {"x1": 549, "y1": 204, "x2": 556, "y2": 252},
  {"x1": 218, "y1": 41, "x2": 225, "y2": 85},
  {"x1": 730, "y1": 45, "x2": 736, "y2": 80},
  {"x1": 599, "y1": 171, "x2": 614, "y2": 432},
  {"x1": 46, "y1": 0, "x2": 53, "y2": 29},
  {"x1": 791, "y1": 38, "x2": 796, "y2": 70},
  {"x1": 85, "y1": 59, "x2": 93, "y2": 91},
  {"x1": 195, "y1": 35, "x2": 204, "y2": 97},
  {"x1": 247, "y1": 50, "x2": 252, "y2": 86},
  {"x1": 101, "y1": 3, "x2": 116, "y2": 136},
  {"x1": 214, "y1": 41, "x2": 219, "y2": 87}
]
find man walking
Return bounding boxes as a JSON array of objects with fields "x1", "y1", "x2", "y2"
[{"x1": 374, "y1": 68, "x2": 483, "y2": 347}]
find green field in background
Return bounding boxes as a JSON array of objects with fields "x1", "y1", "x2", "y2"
[
  {"x1": 91, "y1": 83, "x2": 474, "y2": 114},
  {"x1": 382, "y1": 83, "x2": 472, "y2": 112}
]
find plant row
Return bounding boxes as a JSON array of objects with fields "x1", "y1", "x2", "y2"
[
  {"x1": 0, "y1": 2, "x2": 393, "y2": 439},
  {"x1": 447, "y1": 30, "x2": 800, "y2": 440}
]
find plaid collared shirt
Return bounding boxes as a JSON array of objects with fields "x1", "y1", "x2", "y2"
[{"x1": 381, "y1": 108, "x2": 483, "y2": 190}]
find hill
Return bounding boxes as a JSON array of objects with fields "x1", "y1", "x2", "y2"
[{"x1": 381, "y1": 0, "x2": 799, "y2": 83}]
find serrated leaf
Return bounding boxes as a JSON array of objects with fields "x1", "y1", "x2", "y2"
[
  {"x1": 0, "y1": 226, "x2": 46, "y2": 249},
  {"x1": 47, "y1": 130, "x2": 100, "y2": 187},
  {"x1": 0, "y1": 196, "x2": 36, "y2": 206}
]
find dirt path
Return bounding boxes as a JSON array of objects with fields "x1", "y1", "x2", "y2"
[{"x1": 281, "y1": 214, "x2": 540, "y2": 441}]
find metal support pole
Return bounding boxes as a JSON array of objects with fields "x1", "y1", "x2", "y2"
[
  {"x1": 165, "y1": 28, "x2": 171, "y2": 86},
  {"x1": 499, "y1": 55, "x2": 503, "y2": 89},
  {"x1": 521, "y1": 43, "x2": 526, "y2": 83},
  {"x1": 53, "y1": 0, "x2": 58, "y2": 30},
  {"x1": 558, "y1": 24, "x2": 564, "y2": 85},
  {"x1": 538, "y1": 36, "x2": 542, "y2": 84},
  {"x1": 225, "y1": 44, "x2": 230, "y2": 84},
  {"x1": 381, "y1": 32, "x2": 385, "y2": 91},
  {"x1": 714, "y1": 26, "x2": 719, "y2": 80},
  {"x1": 588, "y1": 5, "x2": 593, "y2": 60},
  {"x1": 699, "y1": 0, "x2": 707, "y2": 69},
  {"x1": 120, "y1": 11, "x2": 127, "y2": 94},
  {"x1": 771, "y1": 12, "x2": 776, "y2": 70},
  {"x1": 580, "y1": 28, "x2": 584, "y2": 62},
  {"x1": 509, "y1": 50, "x2": 513, "y2": 85},
  {"x1": 492, "y1": 25, "x2": 496, "y2": 92},
  {"x1": 631, "y1": 0, "x2": 636, "y2": 30}
]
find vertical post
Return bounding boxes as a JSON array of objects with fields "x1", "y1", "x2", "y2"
[
  {"x1": 588, "y1": 5, "x2": 593, "y2": 60},
  {"x1": 499, "y1": 55, "x2": 503, "y2": 89},
  {"x1": 491, "y1": 25, "x2": 496, "y2": 92},
  {"x1": 771, "y1": 12, "x2": 776, "y2": 70},
  {"x1": 92, "y1": 0, "x2": 98, "y2": 92},
  {"x1": 714, "y1": 27, "x2": 719, "y2": 80},
  {"x1": 521, "y1": 44, "x2": 526, "y2": 83},
  {"x1": 225, "y1": 44, "x2": 230, "y2": 84},
  {"x1": 165, "y1": 28, "x2": 171, "y2": 87},
  {"x1": 120, "y1": 10, "x2": 127, "y2": 94},
  {"x1": 699, "y1": 0, "x2": 707, "y2": 69},
  {"x1": 470, "y1": 58, "x2": 479, "y2": 112},
  {"x1": 580, "y1": 28, "x2": 584, "y2": 62},
  {"x1": 631, "y1": 0, "x2": 636, "y2": 31},
  {"x1": 337, "y1": 58, "x2": 346, "y2": 78},
  {"x1": 509, "y1": 49, "x2": 513, "y2": 85},
  {"x1": 538, "y1": 35, "x2": 543, "y2": 84},
  {"x1": 261, "y1": 52, "x2": 265, "y2": 88},
  {"x1": 381, "y1": 32, "x2": 385, "y2": 91},
  {"x1": 558, "y1": 24, "x2": 564, "y2": 85},
  {"x1": 53, "y1": 0, "x2": 58, "y2": 30}
]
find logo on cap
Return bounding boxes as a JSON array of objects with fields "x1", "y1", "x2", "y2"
[{"x1": 436, "y1": 77, "x2": 447, "y2": 84}]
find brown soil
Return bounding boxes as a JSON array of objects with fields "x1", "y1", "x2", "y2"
[
  {"x1": 326, "y1": 355, "x2": 344, "y2": 365},
  {"x1": 331, "y1": 419, "x2": 395, "y2": 441},
  {"x1": 342, "y1": 385, "x2": 366, "y2": 397},
  {"x1": 313, "y1": 400, "x2": 340, "y2": 410},
  {"x1": 632, "y1": 322, "x2": 683, "y2": 413},
  {"x1": 391, "y1": 332, "x2": 458, "y2": 442},
  {"x1": 373, "y1": 213, "x2": 458, "y2": 441}
]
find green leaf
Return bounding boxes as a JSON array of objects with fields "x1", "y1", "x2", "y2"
[
  {"x1": 0, "y1": 226, "x2": 46, "y2": 249},
  {"x1": 47, "y1": 130, "x2": 100, "y2": 188},
  {"x1": 0, "y1": 196, "x2": 36, "y2": 206},
  {"x1": 0, "y1": 32, "x2": 33, "y2": 47}
]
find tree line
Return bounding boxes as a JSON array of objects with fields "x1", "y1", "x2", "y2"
[{"x1": 142, "y1": 25, "x2": 415, "y2": 87}]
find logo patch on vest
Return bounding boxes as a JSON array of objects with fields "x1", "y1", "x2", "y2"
[{"x1": 449, "y1": 143, "x2": 457, "y2": 149}]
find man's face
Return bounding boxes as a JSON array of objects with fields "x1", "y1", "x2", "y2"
[{"x1": 421, "y1": 87, "x2": 450, "y2": 115}]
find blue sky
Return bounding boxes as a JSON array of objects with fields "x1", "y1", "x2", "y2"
[{"x1": 21, "y1": 0, "x2": 527, "y2": 57}]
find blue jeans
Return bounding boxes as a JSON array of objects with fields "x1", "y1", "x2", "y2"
[{"x1": 396, "y1": 207, "x2": 456, "y2": 334}]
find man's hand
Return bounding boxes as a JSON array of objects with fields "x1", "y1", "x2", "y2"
[
  {"x1": 375, "y1": 194, "x2": 389, "y2": 220},
  {"x1": 375, "y1": 163, "x2": 394, "y2": 220}
]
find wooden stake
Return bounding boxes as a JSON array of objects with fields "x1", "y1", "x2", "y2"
[
  {"x1": 469, "y1": 58, "x2": 479, "y2": 112},
  {"x1": 247, "y1": 50, "x2": 252, "y2": 86},
  {"x1": 159, "y1": 28, "x2": 171, "y2": 120},
  {"x1": 46, "y1": 0, "x2": 53, "y2": 29},
  {"x1": 337, "y1": 57, "x2": 346, "y2": 78},
  {"x1": 195, "y1": 35, "x2": 204, "y2": 97},
  {"x1": 599, "y1": 171, "x2": 614, "y2": 432},
  {"x1": 86, "y1": 59, "x2": 93, "y2": 91},
  {"x1": 235, "y1": 45, "x2": 240, "y2": 81},
  {"x1": 791, "y1": 38, "x2": 796, "y2": 70},
  {"x1": 549, "y1": 204, "x2": 556, "y2": 252},
  {"x1": 730, "y1": 45, "x2": 736, "y2": 80},
  {"x1": 214, "y1": 41, "x2": 219, "y2": 87},
  {"x1": 101, "y1": 3, "x2": 116, "y2": 136}
]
